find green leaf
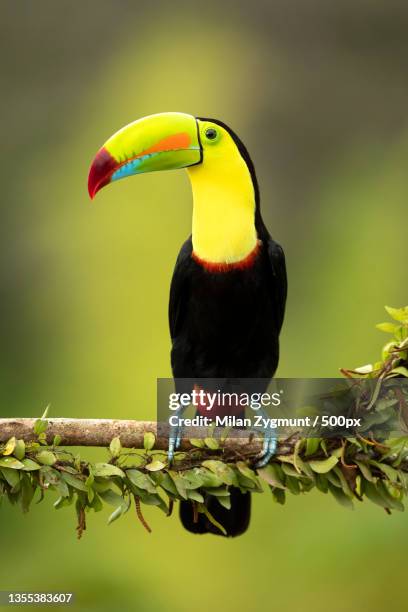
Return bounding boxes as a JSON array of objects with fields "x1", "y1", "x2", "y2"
[
  {"x1": 305, "y1": 438, "x2": 320, "y2": 457},
  {"x1": 369, "y1": 460, "x2": 399, "y2": 483},
  {"x1": 328, "y1": 482, "x2": 354, "y2": 509},
  {"x1": 20, "y1": 474, "x2": 35, "y2": 512},
  {"x1": 168, "y1": 473, "x2": 188, "y2": 499},
  {"x1": 257, "y1": 464, "x2": 285, "y2": 489},
  {"x1": 204, "y1": 438, "x2": 219, "y2": 450},
  {"x1": 189, "y1": 438, "x2": 205, "y2": 448},
  {"x1": 376, "y1": 322, "x2": 399, "y2": 334},
  {"x1": 186, "y1": 489, "x2": 204, "y2": 503},
  {"x1": 20, "y1": 458, "x2": 41, "y2": 471},
  {"x1": 2, "y1": 437, "x2": 16, "y2": 456},
  {"x1": 143, "y1": 432, "x2": 155, "y2": 451},
  {"x1": 315, "y1": 474, "x2": 329, "y2": 493},
  {"x1": 193, "y1": 467, "x2": 223, "y2": 488},
  {"x1": 236, "y1": 461, "x2": 257, "y2": 481},
  {"x1": 14, "y1": 439, "x2": 25, "y2": 460},
  {"x1": 355, "y1": 460, "x2": 375, "y2": 482},
  {"x1": 1, "y1": 467, "x2": 20, "y2": 488},
  {"x1": 145, "y1": 460, "x2": 165, "y2": 472},
  {"x1": 270, "y1": 487, "x2": 286, "y2": 504},
  {"x1": 109, "y1": 437, "x2": 122, "y2": 458},
  {"x1": 390, "y1": 366, "x2": 408, "y2": 377},
  {"x1": 126, "y1": 469, "x2": 157, "y2": 493},
  {"x1": 308, "y1": 456, "x2": 338, "y2": 474},
  {"x1": 33, "y1": 419, "x2": 48, "y2": 435},
  {"x1": 93, "y1": 463, "x2": 125, "y2": 478},
  {"x1": 216, "y1": 495, "x2": 231, "y2": 510},
  {"x1": 61, "y1": 472, "x2": 88, "y2": 491},
  {"x1": 151, "y1": 472, "x2": 178, "y2": 496},
  {"x1": 53, "y1": 435, "x2": 62, "y2": 446},
  {"x1": 385, "y1": 305, "x2": 408, "y2": 323},
  {"x1": 36, "y1": 451, "x2": 57, "y2": 466},
  {"x1": 99, "y1": 488, "x2": 127, "y2": 507},
  {"x1": 285, "y1": 476, "x2": 300, "y2": 495},
  {"x1": 40, "y1": 405, "x2": 50, "y2": 419},
  {"x1": 0, "y1": 457, "x2": 24, "y2": 469}
]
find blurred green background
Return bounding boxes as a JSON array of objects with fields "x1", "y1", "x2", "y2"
[{"x1": 1, "y1": 1, "x2": 408, "y2": 610}]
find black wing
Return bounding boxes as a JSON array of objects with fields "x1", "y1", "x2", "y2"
[
  {"x1": 265, "y1": 236, "x2": 287, "y2": 334},
  {"x1": 168, "y1": 238, "x2": 193, "y2": 340}
]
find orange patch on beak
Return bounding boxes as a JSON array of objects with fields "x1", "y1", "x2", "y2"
[{"x1": 136, "y1": 132, "x2": 192, "y2": 157}]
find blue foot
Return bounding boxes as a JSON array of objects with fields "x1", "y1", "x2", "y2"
[
  {"x1": 167, "y1": 406, "x2": 185, "y2": 463},
  {"x1": 250, "y1": 406, "x2": 278, "y2": 468},
  {"x1": 254, "y1": 431, "x2": 277, "y2": 468}
]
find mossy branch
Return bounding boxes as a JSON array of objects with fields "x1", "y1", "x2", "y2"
[{"x1": 0, "y1": 305, "x2": 407, "y2": 537}]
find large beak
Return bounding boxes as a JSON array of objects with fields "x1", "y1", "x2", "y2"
[{"x1": 88, "y1": 112, "x2": 201, "y2": 199}]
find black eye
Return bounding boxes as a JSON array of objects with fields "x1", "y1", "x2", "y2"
[{"x1": 205, "y1": 128, "x2": 218, "y2": 140}]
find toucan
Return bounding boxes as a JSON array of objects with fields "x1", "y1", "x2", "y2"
[{"x1": 88, "y1": 112, "x2": 287, "y2": 536}]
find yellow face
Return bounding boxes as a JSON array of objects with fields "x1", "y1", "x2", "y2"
[
  {"x1": 88, "y1": 113, "x2": 257, "y2": 264},
  {"x1": 188, "y1": 119, "x2": 257, "y2": 264}
]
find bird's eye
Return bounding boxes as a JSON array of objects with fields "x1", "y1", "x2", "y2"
[{"x1": 205, "y1": 128, "x2": 218, "y2": 140}]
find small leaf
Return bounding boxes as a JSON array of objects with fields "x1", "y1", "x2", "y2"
[
  {"x1": 1, "y1": 467, "x2": 20, "y2": 488},
  {"x1": 33, "y1": 419, "x2": 48, "y2": 435},
  {"x1": 36, "y1": 451, "x2": 57, "y2": 466},
  {"x1": 258, "y1": 464, "x2": 286, "y2": 489},
  {"x1": 41, "y1": 404, "x2": 50, "y2": 419},
  {"x1": 14, "y1": 439, "x2": 25, "y2": 460},
  {"x1": 204, "y1": 438, "x2": 219, "y2": 450},
  {"x1": 61, "y1": 472, "x2": 88, "y2": 491},
  {"x1": 376, "y1": 322, "x2": 399, "y2": 334},
  {"x1": 126, "y1": 469, "x2": 157, "y2": 493},
  {"x1": 328, "y1": 482, "x2": 354, "y2": 509},
  {"x1": 187, "y1": 489, "x2": 204, "y2": 503},
  {"x1": 145, "y1": 460, "x2": 165, "y2": 472},
  {"x1": 270, "y1": 487, "x2": 286, "y2": 504},
  {"x1": 236, "y1": 461, "x2": 257, "y2": 481},
  {"x1": 0, "y1": 457, "x2": 24, "y2": 469},
  {"x1": 20, "y1": 458, "x2": 41, "y2": 471},
  {"x1": 3, "y1": 437, "x2": 16, "y2": 456},
  {"x1": 305, "y1": 437, "x2": 321, "y2": 457},
  {"x1": 109, "y1": 437, "x2": 122, "y2": 458},
  {"x1": 143, "y1": 432, "x2": 155, "y2": 451},
  {"x1": 189, "y1": 438, "x2": 205, "y2": 448},
  {"x1": 53, "y1": 435, "x2": 62, "y2": 446},
  {"x1": 355, "y1": 460, "x2": 375, "y2": 483},
  {"x1": 93, "y1": 463, "x2": 125, "y2": 478},
  {"x1": 390, "y1": 366, "x2": 408, "y2": 378},
  {"x1": 385, "y1": 305, "x2": 408, "y2": 323},
  {"x1": 308, "y1": 456, "x2": 338, "y2": 474}
]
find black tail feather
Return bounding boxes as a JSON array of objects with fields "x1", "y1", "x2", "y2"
[{"x1": 179, "y1": 489, "x2": 251, "y2": 537}]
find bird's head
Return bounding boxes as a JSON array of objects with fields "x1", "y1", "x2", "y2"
[
  {"x1": 88, "y1": 112, "x2": 259, "y2": 265},
  {"x1": 88, "y1": 112, "x2": 256, "y2": 200}
]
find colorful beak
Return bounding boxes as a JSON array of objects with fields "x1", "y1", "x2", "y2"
[{"x1": 88, "y1": 112, "x2": 201, "y2": 199}]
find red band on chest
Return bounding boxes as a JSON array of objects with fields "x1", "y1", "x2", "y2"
[{"x1": 192, "y1": 240, "x2": 262, "y2": 273}]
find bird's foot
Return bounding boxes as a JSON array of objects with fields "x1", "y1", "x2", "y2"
[
  {"x1": 251, "y1": 418, "x2": 277, "y2": 468},
  {"x1": 167, "y1": 423, "x2": 183, "y2": 464}
]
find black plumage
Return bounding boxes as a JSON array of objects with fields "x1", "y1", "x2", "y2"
[{"x1": 168, "y1": 120, "x2": 287, "y2": 536}]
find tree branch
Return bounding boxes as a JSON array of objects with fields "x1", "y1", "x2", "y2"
[{"x1": 0, "y1": 417, "x2": 296, "y2": 454}]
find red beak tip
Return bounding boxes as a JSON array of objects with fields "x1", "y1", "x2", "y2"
[{"x1": 87, "y1": 147, "x2": 118, "y2": 201}]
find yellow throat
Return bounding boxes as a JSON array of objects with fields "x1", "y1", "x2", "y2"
[{"x1": 187, "y1": 134, "x2": 257, "y2": 264}]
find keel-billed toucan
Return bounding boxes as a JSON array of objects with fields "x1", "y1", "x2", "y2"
[{"x1": 88, "y1": 112, "x2": 287, "y2": 536}]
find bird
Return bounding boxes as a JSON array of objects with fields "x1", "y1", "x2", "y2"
[{"x1": 88, "y1": 112, "x2": 287, "y2": 536}]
